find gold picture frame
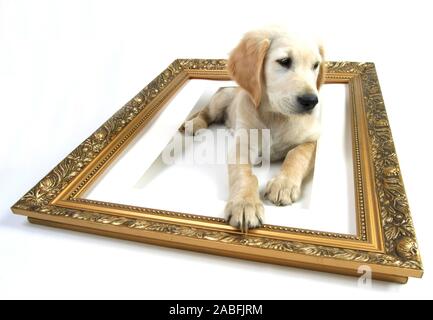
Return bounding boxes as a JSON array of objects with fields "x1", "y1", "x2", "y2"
[{"x1": 12, "y1": 59, "x2": 423, "y2": 283}]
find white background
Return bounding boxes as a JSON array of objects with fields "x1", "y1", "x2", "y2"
[{"x1": 1, "y1": 0, "x2": 432, "y2": 299}]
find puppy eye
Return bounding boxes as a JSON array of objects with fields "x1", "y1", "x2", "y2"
[
  {"x1": 313, "y1": 62, "x2": 320, "y2": 70},
  {"x1": 277, "y1": 57, "x2": 292, "y2": 69}
]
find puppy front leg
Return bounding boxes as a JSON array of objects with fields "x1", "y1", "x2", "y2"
[
  {"x1": 225, "y1": 136, "x2": 264, "y2": 231},
  {"x1": 226, "y1": 163, "x2": 264, "y2": 231},
  {"x1": 265, "y1": 141, "x2": 316, "y2": 206}
]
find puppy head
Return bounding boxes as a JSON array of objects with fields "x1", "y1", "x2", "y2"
[
  {"x1": 228, "y1": 28, "x2": 325, "y2": 114},
  {"x1": 265, "y1": 33, "x2": 325, "y2": 114}
]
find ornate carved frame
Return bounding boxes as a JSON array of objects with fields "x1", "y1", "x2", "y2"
[{"x1": 12, "y1": 59, "x2": 423, "y2": 283}]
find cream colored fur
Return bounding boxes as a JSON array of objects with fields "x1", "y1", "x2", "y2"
[{"x1": 182, "y1": 27, "x2": 325, "y2": 231}]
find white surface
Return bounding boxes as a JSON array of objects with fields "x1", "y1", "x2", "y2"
[
  {"x1": 86, "y1": 82, "x2": 356, "y2": 235},
  {"x1": 1, "y1": 0, "x2": 433, "y2": 299}
]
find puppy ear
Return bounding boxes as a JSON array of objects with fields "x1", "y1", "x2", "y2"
[
  {"x1": 316, "y1": 45, "x2": 326, "y2": 90},
  {"x1": 228, "y1": 33, "x2": 270, "y2": 107}
]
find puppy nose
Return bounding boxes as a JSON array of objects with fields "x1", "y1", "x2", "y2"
[{"x1": 297, "y1": 94, "x2": 318, "y2": 110}]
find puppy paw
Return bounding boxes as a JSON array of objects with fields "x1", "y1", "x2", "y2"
[
  {"x1": 225, "y1": 197, "x2": 264, "y2": 232},
  {"x1": 265, "y1": 176, "x2": 301, "y2": 206},
  {"x1": 179, "y1": 118, "x2": 207, "y2": 135}
]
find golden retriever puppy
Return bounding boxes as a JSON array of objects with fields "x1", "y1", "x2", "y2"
[{"x1": 182, "y1": 27, "x2": 325, "y2": 231}]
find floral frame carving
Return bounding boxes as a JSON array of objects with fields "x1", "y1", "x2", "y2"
[{"x1": 12, "y1": 59, "x2": 423, "y2": 283}]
